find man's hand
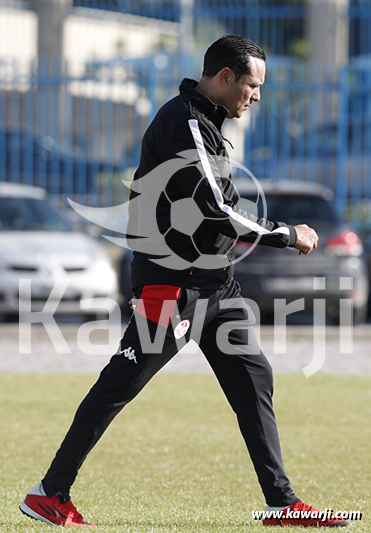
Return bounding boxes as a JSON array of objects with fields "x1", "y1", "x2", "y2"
[{"x1": 294, "y1": 224, "x2": 319, "y2": 255}]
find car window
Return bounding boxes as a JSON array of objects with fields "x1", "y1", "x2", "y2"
[
  {"x1": 0, "y1": 197, "x2": 72, "y2": 232},
  {"x1": 238, "y1": 194, "x2": 339, "y2": 225}
]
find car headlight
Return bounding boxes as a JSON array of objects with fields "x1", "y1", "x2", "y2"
[{"x1": 93, "y1": 259, "x2": 114, "y2": 277}]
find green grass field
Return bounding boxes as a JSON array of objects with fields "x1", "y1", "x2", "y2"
[{"x1": 0, "y1": 372, "x2": 370, "y2": 532}]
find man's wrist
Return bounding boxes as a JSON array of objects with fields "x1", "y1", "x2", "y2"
[{"x1": 287, "y1": 225, "x2": 298, "y2": 247}]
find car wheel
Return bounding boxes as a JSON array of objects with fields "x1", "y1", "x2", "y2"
[
  {"x1": 0, "y1": 313, "x2": 18, "y2": 323},
  {"x1": 83, "y1": 313, "x2": 108, "y2": 322},
  {"x1": 260, "y1": 312, "x2": 275, "y2": 325},
  {"x1": 352, "y1": 302, "x2": 368, "y2": 325}
]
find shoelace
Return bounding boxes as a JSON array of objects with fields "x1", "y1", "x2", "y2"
[
  {"x1": 291, "y1": 502, "x2": 334, "y2": 521},
  {"x1": 294, "y1": 502, "x2": 318, "y2": 514}
]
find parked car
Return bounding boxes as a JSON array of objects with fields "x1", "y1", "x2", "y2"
[
  {"x1": 118, "y1": 180, "x2": 369, "y2": 324},
  {"x1": 360, "y1": 233, "x2": 371, "y2": 317},
  {"x1": 234, "y1": 180, "x2": 369, "y2": 324},
  {"x1": 0, "y1": 183, "x2": 118, "y2": 320}
]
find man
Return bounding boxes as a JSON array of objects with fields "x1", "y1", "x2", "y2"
[{"x1": 20, "y1": 36, "x2": 349, "y2": 528}]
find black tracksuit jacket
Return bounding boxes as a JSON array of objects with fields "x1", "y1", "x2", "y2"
[{"x1": 130, "y1": 78, "x2": 297, "y2": 291}]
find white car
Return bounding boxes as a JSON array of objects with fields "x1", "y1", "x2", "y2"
[{"x1": 0, "y1": 183, "x2": 118, "y2": 319}]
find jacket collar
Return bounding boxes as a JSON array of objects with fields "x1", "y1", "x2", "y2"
[{"x1": 179, "y1": 78, "x2": 228, "y2": 131}]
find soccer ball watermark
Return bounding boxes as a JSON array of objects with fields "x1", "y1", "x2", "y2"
[
  {"x1": 68, "y1": 149, "x2": 268, "y2": 270},
  {"x1": 156, "y1": 167, "x2": 263, "y2": 269}
]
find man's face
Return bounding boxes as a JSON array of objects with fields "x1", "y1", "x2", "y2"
[{"x1": 221, "y1": 57, "x2": 266, "y2": 119}]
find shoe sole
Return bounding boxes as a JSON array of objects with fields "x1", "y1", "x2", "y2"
[{"x1": 19, "y1": 501, "x2": 56, "y2": 526}]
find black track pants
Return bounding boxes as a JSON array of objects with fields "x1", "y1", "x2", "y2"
[{"x1": 42, "y1": 280, "x2": 299, "y2": 507}]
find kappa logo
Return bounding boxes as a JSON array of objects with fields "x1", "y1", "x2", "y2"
[
  {"x1": 120, "y1": 346, "x2": 138, "y2": 364},
  {"x1": 174, "y1": 319, "x2": 190, "y2": 340}
]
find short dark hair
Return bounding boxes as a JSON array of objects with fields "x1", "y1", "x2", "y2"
[{"x1": 202, "y1": 35, "x2": 266, "y2": 81}]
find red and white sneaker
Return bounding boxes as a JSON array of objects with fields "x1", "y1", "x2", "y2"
[
  {"x1": 262, "y1": 501, "x2": 350, "y2": 527},
  {"x1": 19, "y1": 483, "x2": 96, "y2": 527}
]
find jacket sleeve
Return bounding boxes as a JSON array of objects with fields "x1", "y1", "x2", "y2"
[{"x1": 163, "y1": 118, "x2": 297, "y2": 249}]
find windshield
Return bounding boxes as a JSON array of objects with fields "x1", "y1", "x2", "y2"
[
  {"x1": 0, "y1": 197, "x2": 72, "y2": 232},
  {"x1": 238, "y1": 194, "x2": 339, "y2": 225}
]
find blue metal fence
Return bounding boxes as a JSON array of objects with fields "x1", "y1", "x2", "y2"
[
  {"x1": 73, "y1": 0, "x2": 306, "y2": 59},
  {"x1": 1, "y1": 54, "x2": 371, "y2": 221},
  {"x1": 0, "y1": 56, "x2": 157, "y2": 207},
  {"x1": 72, "y1": 0, "x2": 370, "y2": 61},
  {"x1": 1, "y1": 1, "x2": 371, "y2": 223},
  {"x1": 349, "y1": 0, "x2": 371, "y2": 58}
]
